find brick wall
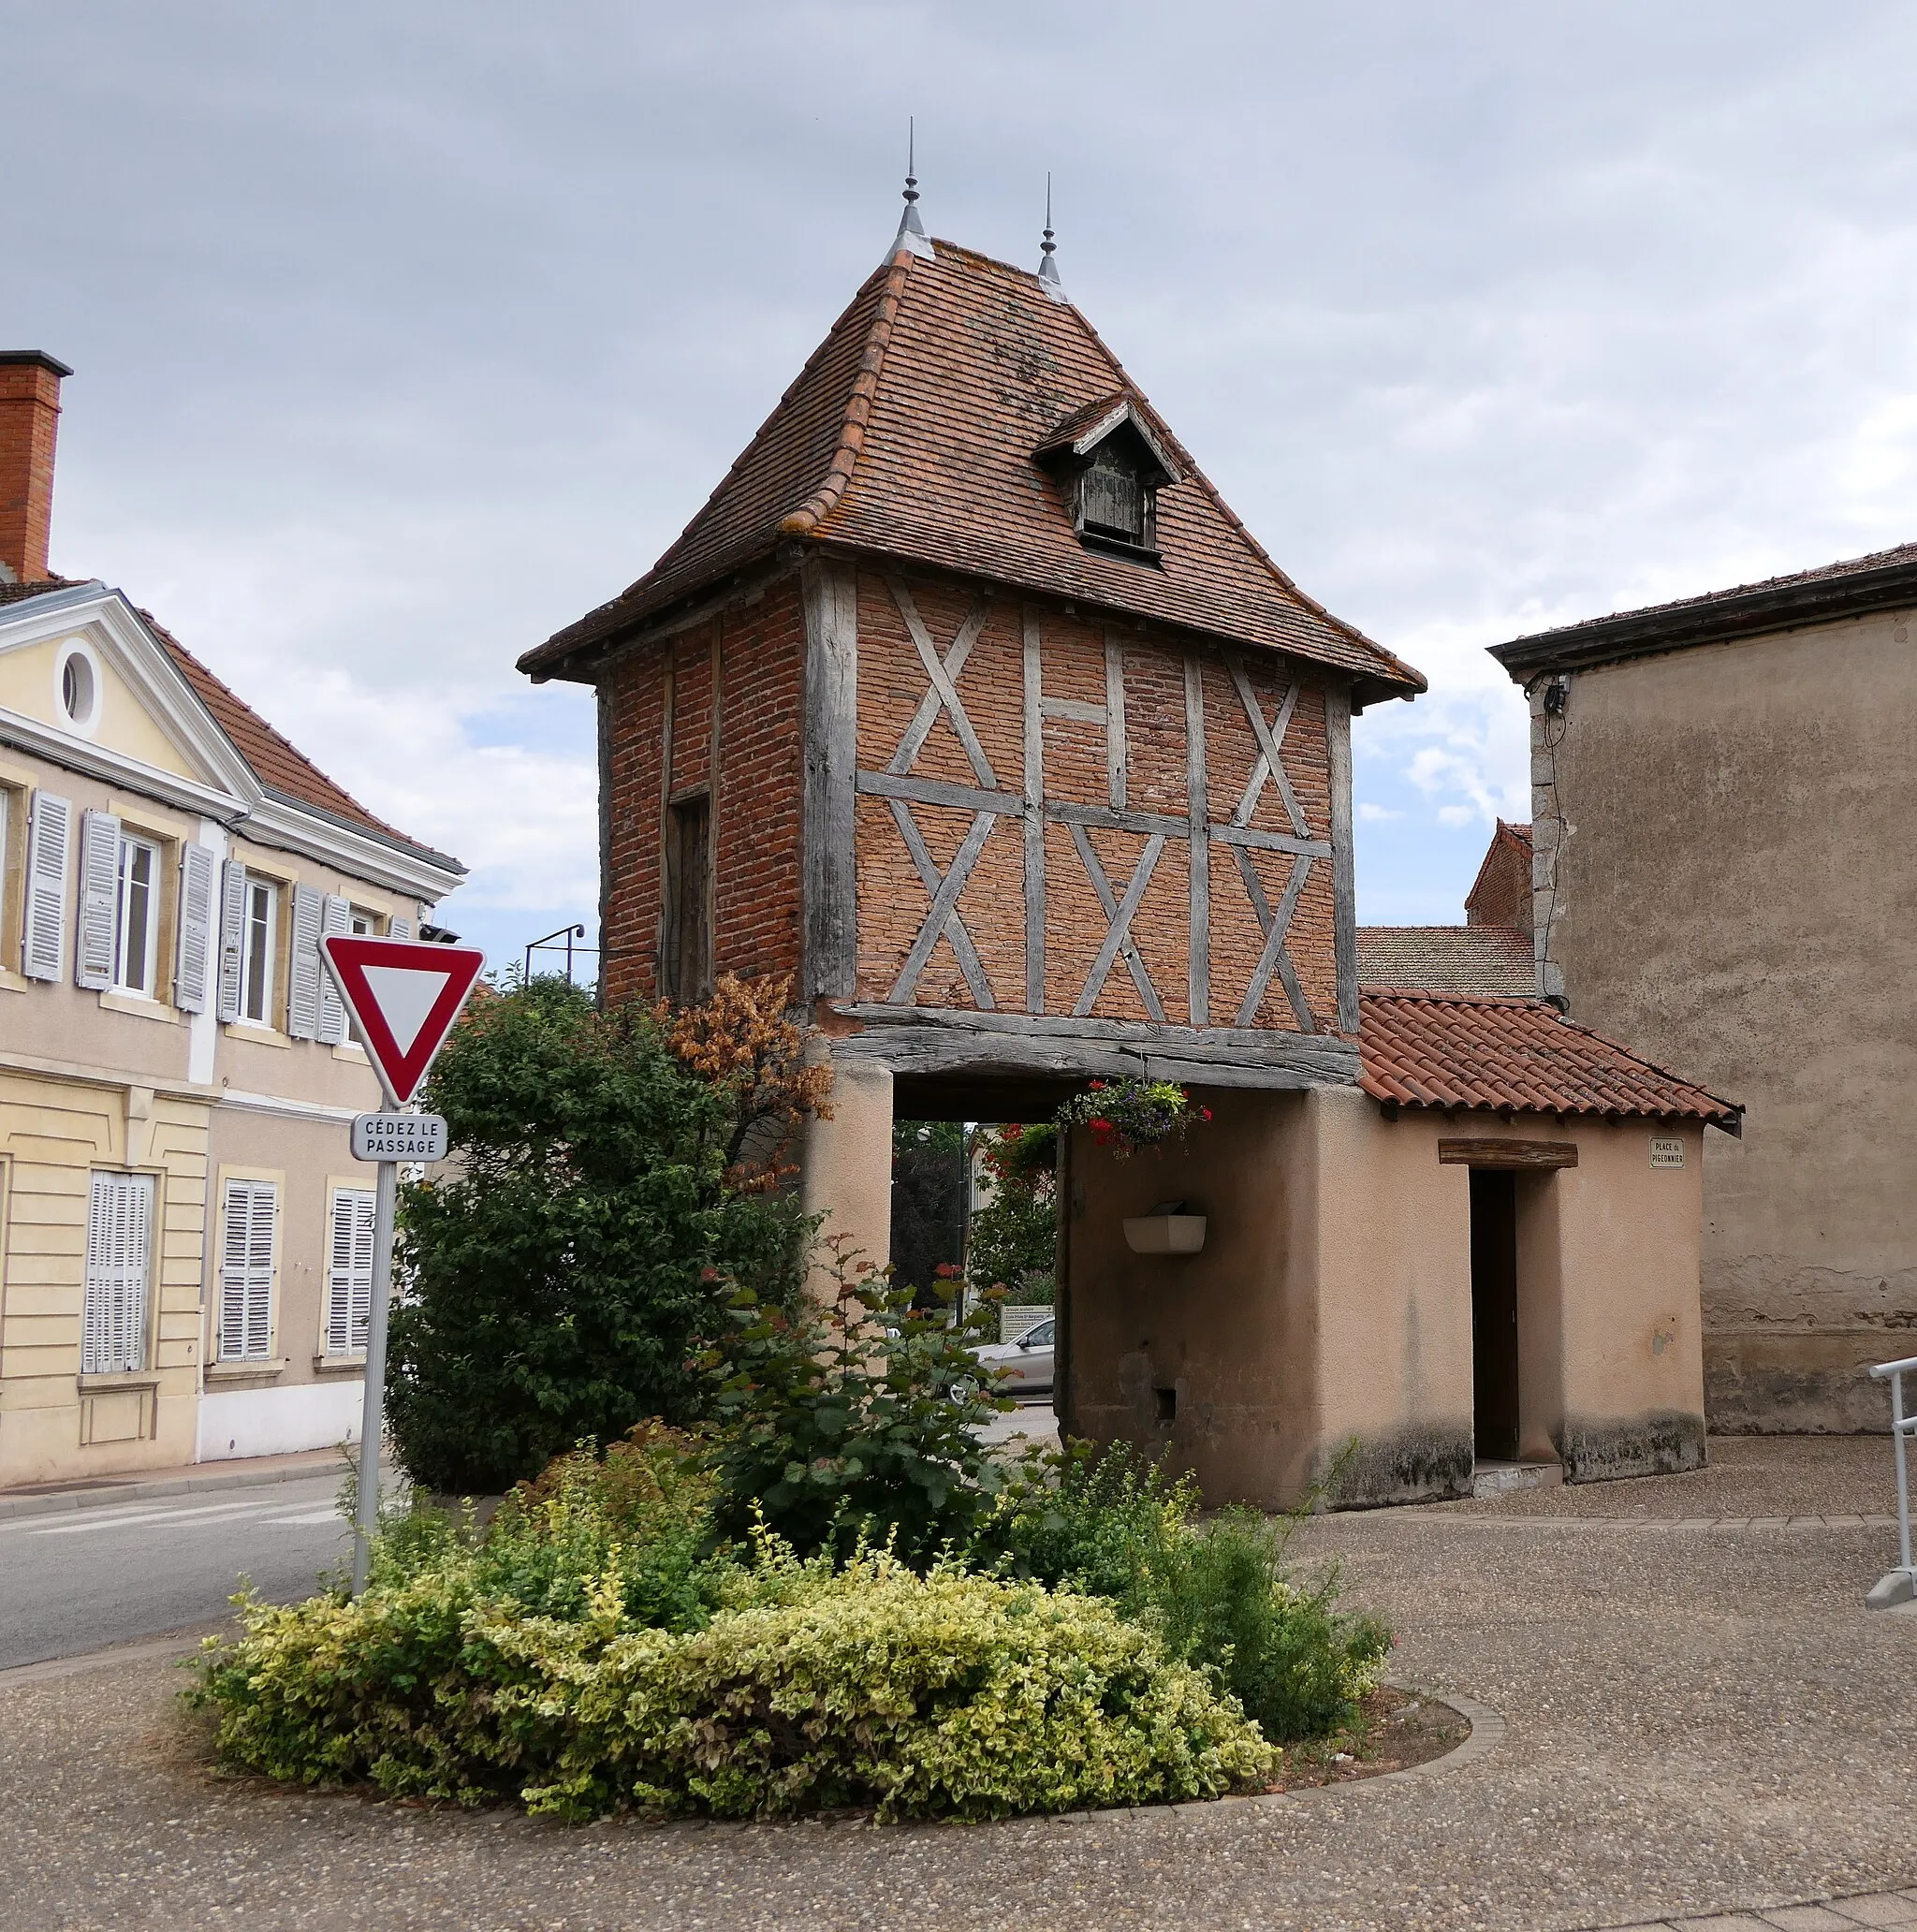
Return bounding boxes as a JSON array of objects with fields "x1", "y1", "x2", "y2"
[
  {"x1": 852, "y1": 564, "x2": 1339, "y2": 1031},
  {"x1": 0, "y1": 357, "x2": 64, "y2": 583},
  {"x1": 597, "y1": 574, "x2": 807, "y2": 1005}
]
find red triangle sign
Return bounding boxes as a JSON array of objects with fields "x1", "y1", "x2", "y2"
[{"x1": 319, "y1": 936, "x2": 485, "y2": 1107}]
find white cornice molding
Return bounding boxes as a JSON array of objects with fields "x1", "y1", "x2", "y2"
[
  {"x1": 0, "y1": 583, "x2": 264, "y2": 801},
  {"x1": 216, "y1": 1089, "x2": 362, "y2": 1124},
  {"x1": 0, "y1": 583, "x2": 465, "y2": 901},
  {"x1": 0, "y1": 708, "x2": 250, "y2": 822},
  {"x1": 244, "y1": 793, "x2": 464, "y2": 900}
]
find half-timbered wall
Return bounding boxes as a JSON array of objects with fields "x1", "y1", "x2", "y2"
[
  {"x1": 597, "y1": 575, "x2": 808, "y2": 1006},
  {"x1": 846, "y1": 564, "x2": 1346, "y2": 1033}
]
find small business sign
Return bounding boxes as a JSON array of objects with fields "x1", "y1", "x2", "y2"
[
  {"x1": 351, "y1": 1113, "x2": 449, "y2": 1163},
  {"x1": 1650, "y1": 1136, "x2": 1686, "y2": 1169},
  {"x1": 319, "y1": 935, "x2": 485, "y2": 1107}
]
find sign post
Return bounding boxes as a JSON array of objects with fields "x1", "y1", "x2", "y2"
[{"x1": 318, "y1": 934, "x2": 484, "y2": 1594}]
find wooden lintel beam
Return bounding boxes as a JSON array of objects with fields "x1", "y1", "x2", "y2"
[{"x1": 1438, "y1": 1138, "x2": 1580, "y2": 1169}]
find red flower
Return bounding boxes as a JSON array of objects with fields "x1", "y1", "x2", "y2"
[
  {"x1": 1090, "y1": 1118, "x2": 1111, "y2": 1134},
  {"x1": 1200, "y1": 1107, "x2": 1213, "y2": 1122}
]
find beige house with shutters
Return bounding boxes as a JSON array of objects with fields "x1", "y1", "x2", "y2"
[{"x1": 0, "y1": 350, "x2": 464, "y2": 1488}]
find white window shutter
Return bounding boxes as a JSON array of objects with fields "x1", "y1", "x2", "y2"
[
  {"x1": 215, "y1": 860, "x2": 248, "y2": 1023},
  {"x1": 318, "y1": 894, "x2": 351, "y2": 1044},
  {"x1": 388, "y1": 915, "x2": 412, "y2": 941},
  {"x1": 286, "y1": 885, "x2": 323, "y2": 1040},
  {"x1": 22, "y1": 791, "x2": 71, "y2": 982},
  {"x1": 174, "y1": 843, "x2": 217, "y2": 1013},
  {"x1": 219, "y1": 1178, "x2": 276, "y2": 1361},
  {"x1": 326, "y1": 1188, "x2": 377, "y2": 1354},
  {"x1": 75, "y1": 810, "x2": 122, "y2": 990},
  {"x1": 81, "y1": 1172, "x2": 154, "y2": 1376}
]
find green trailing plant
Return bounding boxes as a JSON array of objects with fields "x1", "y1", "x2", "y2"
[
  {"x1": 702, "y1": 1237, "x2": 1015, "y2": 1563},
  {"x1": 967, "y1": 1122, "x2": 1058, "y2": 1305},
  {"x1": 1056, "y1": 1078, "x2": 1212, "y2": 1158},
  {"x1": 385, "y1": 975, "x2": 818, "y2": 1496}
]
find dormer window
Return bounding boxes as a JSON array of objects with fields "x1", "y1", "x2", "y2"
[{"x1": 1034, "y1": 395, "x2": 1181, "y2": 564}]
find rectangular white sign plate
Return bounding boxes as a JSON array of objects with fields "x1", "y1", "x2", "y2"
[
  {"x1": 351, "y1": 1113, "x2": 449, "y2": 1163},
  {"x1": 1649, "y1": 1136, "x2": 1685, "y2": 1169}
]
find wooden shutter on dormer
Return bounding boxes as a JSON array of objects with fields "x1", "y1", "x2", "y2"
[
  {"x1": 22, "y1": 791, "x2": 72, "y2": 982},
  {"x1": 175, "y1": 843, "x2": 217, "y2": 1013},
  {"x1": 216, "y1": 859, "x2": 248, "y2": 1023},
  {"x1": 286, "y1": 885, "x2": 324, "y2": 1039},
  {"x1": 318, "y1": 895, "x2": 351, "y2": 1044},
  {"x1": 75, "y1": 810, "x2": 122, "y2": 990}
]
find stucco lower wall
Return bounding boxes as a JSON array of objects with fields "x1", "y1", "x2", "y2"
[
  {"x1": 197, "y1": 1377, "x2": 363, "y2": 1461},
  {"x1": 1305, "y1": 1087, "x2": 1475, "y2": 1507},
  {"x1": 0, "y1": 1071, "x2": 208, "y2": 1487},
  {"x1": 1062, "y1": 1086, "x2": 1711, "y2": 1509},
  {"x1": 1537, "y1": 613, "x2": 1917, "y2": 1431}
]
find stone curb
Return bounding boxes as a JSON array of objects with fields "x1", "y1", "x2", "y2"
[
  {"x1": 0, "y1": 1451, "x2": 348, "y2": 1523},
  {"x1": 1574, "y1": 1881, "x2": 1917, "y2": 1928},
  {"x1": 1354, "y1": 1514, "x2": 1899, "y2": 1531},
  {"x1": 0, "y1": 1626, "x2": 223, "y2": 1690}
]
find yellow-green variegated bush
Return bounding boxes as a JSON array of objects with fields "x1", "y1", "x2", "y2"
[{"x1": 193, "y1": 1536, "x2": 1272, "y2": 1822}]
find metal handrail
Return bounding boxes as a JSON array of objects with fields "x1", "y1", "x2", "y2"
[
  {"x1": 522, "y1": 923, "x2": 598, "y2": 986},
  {"x1": 1868, "y1": 1354, "x2": 1917, "y2": 1586}
]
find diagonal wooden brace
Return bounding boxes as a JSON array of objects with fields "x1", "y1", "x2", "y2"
[
  {"x1": 1232, "y1": 846, "x2": 1316, "y2": 1030},
  {"x1": 1227, "y1": 661, "x2": 1307, "y2": 838},
  {"x1": 1071, "y1": 827, "x2": 1168, "y2": 1020},
  {"x1": 887, "y1": 809, "x2": 999, "y2": 1006},
  {"x1": 888, "y1": 798, "x2": 997, "y2": 1009}
]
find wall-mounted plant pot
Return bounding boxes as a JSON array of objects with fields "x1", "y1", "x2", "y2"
[{"x1": 1122, "y1": 1214, "x2": 1207, "y2": 1256}]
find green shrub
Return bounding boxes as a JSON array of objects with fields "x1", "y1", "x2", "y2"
[
  {"x1": 967, "y1": 1122, "x2": 1058, "y2": 1303},
  {"x1": 386, "y1": 977, "x2": 812, "y2": 1496},
  {"x1": 193, "y1": 1532, "x2": 1272, "y2": 1822},
  {"x1": 704, "y1": 1238, "x2": 1014, "y2": 1564},
  {"x1": 976, "y1": 1443, "x2": 1388, "y2": 1742}
]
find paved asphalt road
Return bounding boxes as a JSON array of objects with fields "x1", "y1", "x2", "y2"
[{"x1": 0, "y1": 1473, "x2": 349, "y2": 1669}]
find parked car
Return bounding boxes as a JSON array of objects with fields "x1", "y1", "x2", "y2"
[{"x1": 963, "y1": 1317, "x2": 1054, "y2": 1398}]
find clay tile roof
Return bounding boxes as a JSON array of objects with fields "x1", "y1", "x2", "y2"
[
  {"x1": 523, "y1": 240, "x2": 1426, "y2": 706},
  {"x1": 1356, "y1": 926, "x2": 1536, "y2": 997},
  {"x1": 0, "y1": 578, "x2": 458, "y2": 870},
  {"x1": 1358, "y1": 990, "x2": 1740, "y2": 1128}
]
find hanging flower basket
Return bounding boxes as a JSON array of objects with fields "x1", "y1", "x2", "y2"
[{"x1": 1056, "y1": 1078, "x2": 1213, "y2": 1161}]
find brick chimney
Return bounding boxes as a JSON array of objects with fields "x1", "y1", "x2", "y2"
[{"x1": 0, "y1": 351, "x2": 72, "y2": 584}]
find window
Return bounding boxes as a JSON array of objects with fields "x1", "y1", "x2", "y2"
[
  {"x1": 325, "y1": 1188, "x2": 377, "y2": 1355},
  {"x1": 351, "y1": 910, "x2": 374, "y2": 936},
  {"x1": 218, "y1": 1178, "x2": 277, "y2": 1361},
  {"x1": 664, "y1": 793, "x2": 711, "y2": 1001},
  {"x1": 240, "y1": 878, "x2": 276, "y2": 1024},
  {"x1": 111, "y1": 834, "x2": 161, "y2": 994},
  {"x1": 1080, "y1": 446, "x2": 1147, "y2": 547},
  {"x1": 81, "y1": 1172, "x2": 154, "y2": 1376}
]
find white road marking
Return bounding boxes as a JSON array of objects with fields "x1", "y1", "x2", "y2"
[
  {"x1": 28, "y1": 1498, "x2": 287, "y2": 1537},
  {"x1": 259, "y1": 1509, "x2": 347, "y2": 1527}
]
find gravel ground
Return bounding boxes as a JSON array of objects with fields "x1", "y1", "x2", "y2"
[{"x1": 3, "y1": 1438, "x2": 1913, "y2": 1932}]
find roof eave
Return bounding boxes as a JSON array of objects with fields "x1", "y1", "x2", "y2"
[{"x1": 1490, "y1": 556, "x2": 1917, "y2": 681}]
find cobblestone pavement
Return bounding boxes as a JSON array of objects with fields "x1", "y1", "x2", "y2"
[{"x1": 2, "y1": 1437, "x2": 1914, "y2": 1932}]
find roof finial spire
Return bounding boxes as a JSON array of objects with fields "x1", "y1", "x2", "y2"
[
  {"x1": 1037, "y1": 172, "x2": 1067, "y2": 301},
  {"x1": 891, "y1": 118, "x2": 934, "y2": 262}
]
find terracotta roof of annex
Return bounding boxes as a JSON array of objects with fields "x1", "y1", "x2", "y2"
[
  {"x1": 1357, "y1": 989, "x2": 1740, "y2": 1129},
  {"x1": 0, "y1": 576, "x2": 458, "y2": 870},
  {"x1": 522, "y1": 241, "x2": 1426, "y2": 706}
]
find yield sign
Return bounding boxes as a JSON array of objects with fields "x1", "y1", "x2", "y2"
[{"x1": 319, "y1": 936, "x2": 485, "y2": 1107}]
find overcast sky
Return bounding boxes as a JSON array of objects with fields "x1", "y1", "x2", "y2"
[{"x1": 8, "y1": 1, "x2": 1917, "y2": 968}]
